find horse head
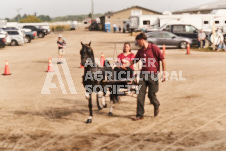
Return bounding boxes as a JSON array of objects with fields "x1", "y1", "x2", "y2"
[{"x1": 80, "y1": 41, "x2": 94, "y2": 66}]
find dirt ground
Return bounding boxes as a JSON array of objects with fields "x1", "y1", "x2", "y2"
[{"x1": 0, "y1": 27, "x2": 226, "y2": 151}]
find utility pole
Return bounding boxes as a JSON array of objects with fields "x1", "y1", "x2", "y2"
[
  {"x1": 91, "y1": 0, "x2": 94, "y2": 19},
  {"x1": 16, "y1": 8, "x2": 22, "y2": 22},
  {"x1": 212, "y1": 22, "x2": 216, "y2": 50}
]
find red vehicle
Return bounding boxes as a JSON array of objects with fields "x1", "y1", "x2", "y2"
[{"x1": 0, "y1": 34, "x2": 6, "y2": 48}]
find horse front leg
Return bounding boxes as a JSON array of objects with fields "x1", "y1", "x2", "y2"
[
  {"x1": 86, "y1": 93, "x2": 93, "y2": 123},
  {"x1": 102, "y1": 92, "x2": 107, "y2": 108},
  {"x1": 108, "y1": 87, "x2": 114, "y2": 116}
]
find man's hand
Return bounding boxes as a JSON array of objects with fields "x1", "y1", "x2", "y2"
[
  {"x1": 161, "y1": 59, "x2": 166, "y2": 82},
  {"x1": 161, "y1": 72, "x2": 166, "y2": 82}
]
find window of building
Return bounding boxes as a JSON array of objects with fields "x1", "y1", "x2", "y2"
[
  {"x1": 204, "y1": 21, "x2": 209, "y2": 24},
  {"x1": 143, "y1": 20, "x2": 150, "y2": 25}
]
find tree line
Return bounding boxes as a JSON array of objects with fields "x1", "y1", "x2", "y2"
[{"x1": 4, "y1": 13, "x2": 103, "y2": 23}]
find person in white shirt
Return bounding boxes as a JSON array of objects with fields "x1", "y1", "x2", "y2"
[
  {"x1": 216, "y1": 29, "x2": 226, "y2": 52},
  {"x1": 198, "y1": 29, "x2": 206, "y2": 48},
  {"x1": 113, "y1": 24, "x2": 117, "y2": 33}
]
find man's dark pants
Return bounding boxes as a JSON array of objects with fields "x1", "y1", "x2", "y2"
[
  {"x1": 136, "y1": 73, "x2": 160, "y2": 117},
  {"x1": 198, "y1": 40, "x2": 205, "y2": 48}
]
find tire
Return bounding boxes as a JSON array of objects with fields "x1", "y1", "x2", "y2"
[
  {"x1": 179, "y1": 41, "x2": 187, "y2": 49},
  {"x1": 224, "y1": 34, "x2": 226, "y2": 43},
  {"x1": 38, "y1": 32, "x2": 45, "y2": 38},
  {"x1": 25, "y1": 36, "x2": 31, "y2": 43},
  {"x1": 123, "y1": 29, "x2": 125, "y2": 33},
  {"x1": 11, "y1": 40, "x2": 18, "y2": 46}
]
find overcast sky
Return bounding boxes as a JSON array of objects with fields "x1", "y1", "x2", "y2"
[{"x1": 0, "y1": 0, "x2": 217, "y2": 19}]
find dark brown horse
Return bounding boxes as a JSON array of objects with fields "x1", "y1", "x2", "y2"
[{"x1": 80, "y1": 42, "x2": 118, "y2": 123}]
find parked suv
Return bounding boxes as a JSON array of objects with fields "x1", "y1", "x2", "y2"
[
  {"x1": 6, "y1": 30, "x2": 25, "y2": 46},
  {"x1": 3, "y1": 26, "x2": 36, "y2": 43},
  {"x1": 23, "y1": 25, "x2": 47, "y2": 38},
  {"x1": 147, "y1": 23, "x2": 211, "y2": 44},
  {"x1": 160, "y1": 24, "x2": 198, "y2": 42}
]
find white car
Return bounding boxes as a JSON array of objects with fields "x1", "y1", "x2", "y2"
[
  {"x1": 5, "y1": 30, "x2": 25, "y2": 46},
  {"x1": 0, "y1": 28, "x2": 11, "y2": 45}
]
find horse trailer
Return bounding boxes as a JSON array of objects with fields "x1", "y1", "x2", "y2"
[{"x1": 128, "y1": 10, "x2": 226, "y2": 39}]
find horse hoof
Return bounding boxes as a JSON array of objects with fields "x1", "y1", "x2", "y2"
[
  {"x1": 86, "y1": 119, "x2": 92, "y2": 123},
  {"x1": 98, "y1": 107, "x2": 103, "y2": 110},
  {"x1": 108, "y1": 112, "x2": 113, "y2": 116},
  {"x1": 103, "y1": 104, "x2": 107, "y2": 108}
]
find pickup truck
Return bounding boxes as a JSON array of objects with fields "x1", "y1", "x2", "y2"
[
  {"x1": 23, "y1": 25, "x2": 48, "y2": 38},
  {"x1": 0, "y1": 34, "x2": 6, "y2": 48},
  {"x1": 24, "y1": 31, "x2": 37, "y2": 43}
]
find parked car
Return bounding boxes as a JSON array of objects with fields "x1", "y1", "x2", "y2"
[
  {"x1": 2, "y1": 27, "x2": 29, "y2": 43},
  {"x1": 145, "y1": 31, "x2": 192, "y2": 49},
  {"x1": 0, "y1": 28, "x2": 11, "y2": 45},
  {"x1": 7, "y1": 27, "x2": 36, "y2": 43},
  {"x1": 70, "y1": 24, "x2": 76, "y2": 30},
  {"x1": 23, "y1": 25, "x2": 47, "y2": 38},
  {"x1": 5, "y1": 30, "x2": 25, "y2": 46},
  {"x1": 0, "y1": 34, "x2": 6, "y2": 48}
]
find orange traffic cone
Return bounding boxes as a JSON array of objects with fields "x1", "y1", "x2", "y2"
[
  {"x1": 100, "y1": 52, "x2": 105, "y2": 67},
  {"x1": 80, "y1": 64, "x2": 84, "y2": 68},
  {"x1": 186, "y1": 43, "x2": 190, "y2": 54},
  {"x1": 2, "y1": 60, "x2": 11, "y2": 75},
  {"x1": 47, "y1": 57, "x2": 54, "y2": 72},
  {"x1": 162, "y1": 44, "x2": 166, "y2": 56}
]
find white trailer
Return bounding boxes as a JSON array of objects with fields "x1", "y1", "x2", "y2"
[
  {"x1": 158, "y1": 14, "x2": 226, "y2": 32},
  {"x1": 0, "y1": 20, "x2": 7, "y2": 27},
  {"x1": 129, "y1": 10, "x2": 226, "y2": 34},
  {"x1": 129, "y1": 15, "x2": 161, "y2": 32}
]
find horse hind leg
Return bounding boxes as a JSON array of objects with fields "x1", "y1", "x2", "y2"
[
  {"x1": 108, "y1": 98, "x2": 113, "y2": 116},
  {"x1": 86, "y1": 94, "x2": 93, "y2": 123},
  {"x1": 96, "y1": 91, "x2": 107, "y2": 110},
  {"x1": 96, "y1": 92, "x2": 103, "y2": 110}
]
